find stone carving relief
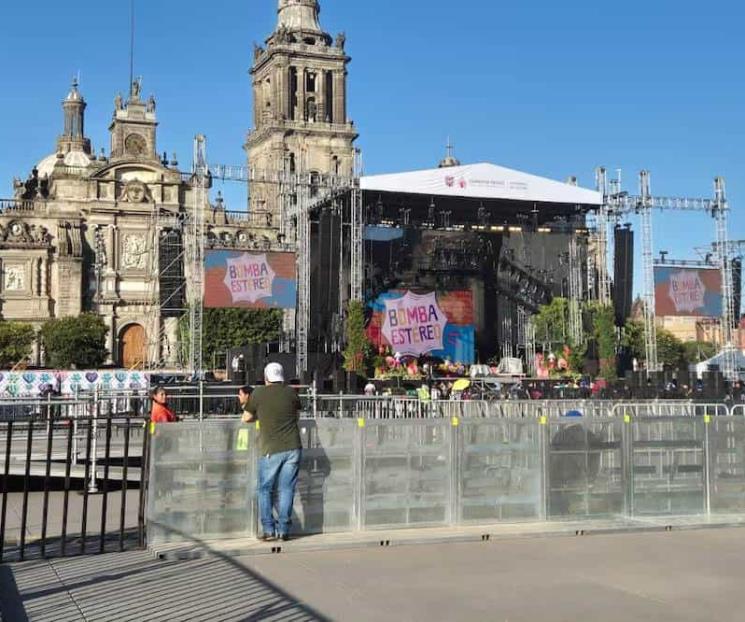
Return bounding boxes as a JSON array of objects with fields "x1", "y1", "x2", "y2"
[
  {"x1": 4, "y1": 265, "x2": 26, "y2": 292},
  {"x1": 122, "y1": 234, "x2": 148, "y2": 271},
  {"x1": 0, "y1": 222, "x2": 51, "y2": 248},
  {"x1": 119, "y1": 180, "x2": 150, "y2": 203}
]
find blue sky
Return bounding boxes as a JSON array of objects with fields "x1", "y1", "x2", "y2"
[{"x1": 1, "y1": 1, "x2": 743, "y2": 293}]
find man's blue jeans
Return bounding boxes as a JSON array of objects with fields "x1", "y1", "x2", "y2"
[{"x1": 258, "y1": 448, "x2": 301, "y2": 537}]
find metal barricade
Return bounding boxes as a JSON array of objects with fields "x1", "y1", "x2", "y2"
[
  {"x1": 295, "y1": 419, "x2": 358, "y2": 533},
  {"x1": 147, "y1": 421, "x2": 257, "y2": 546},
  {"x1": 708, "y1": 416, "x2": 745, "y2": 514},
  {"x1": 546, "y1": 417, "x2": 625, "y2": 519},
  {"x1": 629, "y1": 416, "x2": 706, "y2": 516},
  {"x1": 145, "y1": 412, "x2": 745, "y2": 546},
  {"x1": 731, "y1": 405, "x2": 745, "y2": 417},
  {"x1": 456, "y1": 418, "x2": 542, "y2": 522},
  {"x1": 612, "y1": 402, "x2": 729, "y2": 418},
  {"x1": 1, "y1": 399, "x2": 148, "y2": 562},
  {"x1": 361, "y1": 419, "x2": 452, "y2": 529}
]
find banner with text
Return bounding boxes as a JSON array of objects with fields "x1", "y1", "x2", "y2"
[
  {"x1": 654, "y1": 266, "x2": 722, "y2": 317},
  {"x1": 205, "y1": 251, "x2": 297, "y2": 309},
  {"x1": 367, "y1": 290, "x2": 475, "y2": 362}
]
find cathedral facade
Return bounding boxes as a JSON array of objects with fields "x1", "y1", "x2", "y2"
[{"x1": 1, "y1": 0, "x2": 352, "y2": 369}]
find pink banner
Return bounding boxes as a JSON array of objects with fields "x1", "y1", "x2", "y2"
[{"x1": 381, "y1": 291, "x2": 448, "y2": 356}]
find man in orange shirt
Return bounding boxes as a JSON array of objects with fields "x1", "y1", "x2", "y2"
[{"x1": 150, "y1": 386, "x2": 177, "y2": 423}]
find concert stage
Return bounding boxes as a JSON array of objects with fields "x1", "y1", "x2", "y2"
[{"x1": 309, "y1": 162, "x2": 602, "y2": 368}]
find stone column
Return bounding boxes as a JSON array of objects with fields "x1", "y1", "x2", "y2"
[
  {"x1": 40, "y1": 257, "x2": 48, "y2": 297},
  {"x1": 301, "y1": 68, "x2": 307, "y2": 121},
  {"x1": 104, "y1": 313, "x2": 115, "y2": 366},
  {"x1": 274, "y1": 65, "x2": 283, "y2": 121},
  {"x1": 317, "y1": 70, "x2": 326, "y2": 122},
  {"x1": 333, "y1": 71, "x2": 345, "y2": 124}
]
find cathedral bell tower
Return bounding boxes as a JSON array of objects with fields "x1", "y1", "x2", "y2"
[
  {"x1": 246, "y1": 0, "x2": 357, "y2": 218},
  {"x1": 57, "y1": 78, "x2": 92, "y2": 155},
  {"x1": 109, "y1": 78, "x2": 159, "y2": 161}
]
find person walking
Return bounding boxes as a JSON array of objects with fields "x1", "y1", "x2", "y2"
[
  {"x1": 242, "y1": 363, "x2": 302, "y2": 542},
  {"x1": 150, "y1": 386, "x2": 177, "y2": 423}
]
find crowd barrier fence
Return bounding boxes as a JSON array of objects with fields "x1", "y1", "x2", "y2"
[{"x1": 147, "y1": 413, "x2": 745, "y2": 546}]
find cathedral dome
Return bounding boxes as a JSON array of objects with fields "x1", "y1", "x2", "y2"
[{"x1": 36, "y1": 150, "x2": 92, "y2": 178}]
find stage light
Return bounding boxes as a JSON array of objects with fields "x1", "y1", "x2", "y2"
[
  {"x1": 491, "y1": 225, "x2": 504, "y2": 232},
  {"x1": 509, "y1": 226, "x2": 523, "y2": 233},
  {"x1": 537, "y1": 227, "x2": 551, "y2": 233}
]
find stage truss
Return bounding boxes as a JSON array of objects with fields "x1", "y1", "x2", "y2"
[
  {"x1": 144, "y1": 136, "x2": 362, "y2": 378},
  {"x1": 593, "y1": 169, "x2": 736, "y2": 380}
]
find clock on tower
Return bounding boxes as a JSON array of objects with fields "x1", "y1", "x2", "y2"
[{"x1": 125, "y1": 133, "x2": 147, "y2": 157}]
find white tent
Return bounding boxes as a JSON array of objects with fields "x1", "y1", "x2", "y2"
[
  {"x1": 690, "y1": 350, "x2": 745, "y2": 380},
  {"x1": 361, "y1": 162, "x2": 602, "y2": 206}
]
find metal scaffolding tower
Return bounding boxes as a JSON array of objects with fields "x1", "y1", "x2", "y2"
[
  {"x1": 600, "y1": 169, "x2": 734, "y2": 379},
  {"x1": 638, "y1": 171, "x2": 659, "y2": 372},
  {"x1": 189, "y1": 134, "x2": 209, "y2": 379},
  {"x1": 568, "y1": 234, "x2": 584, "y2": 345},
  {"x1": 714, "y1": 177, "x2": 737, "y2": 381},
  {"x1": 295, "y1": 173, "x2": 311, "y2": 376},
  {"x1": 140, "y1": 141, "x2": 360, "y2": 377},
  {"x1": 594, "y1": 167, "x2": 611, "y2": 305},
  {"x1": 350, "y1": 149, "x2": 364, "y2": 303}
]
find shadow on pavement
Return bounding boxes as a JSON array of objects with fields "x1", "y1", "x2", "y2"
[{"x1": 1, "y1": 525, "x2": 331, "y2": 622}]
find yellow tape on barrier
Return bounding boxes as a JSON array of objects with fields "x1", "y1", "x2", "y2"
[
  {"x1": 704, "y1": 415, "x2": 712, "y2": 424},
  {"x1": 539, "y1": 416, "x2": 547, "y2": 426},
  {"x1": 255, "y1": 421, "x2": 261, "y2": 431},
  {"x1": 357, "y1": 418, "x2": 366, "y2": 428},
  {"x1": 624, "y1": 414, "x2": 631, "y2": 424},
  {"x1": 451, "y1": 416, "x2": 460, "y2": 427},
  {"x1": 236, "y1": 429, "x2": 250, "y2": 451}
]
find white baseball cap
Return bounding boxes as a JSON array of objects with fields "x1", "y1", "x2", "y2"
[{"x1": 264, "y1": 362, "x2": 285, "y2": 384}]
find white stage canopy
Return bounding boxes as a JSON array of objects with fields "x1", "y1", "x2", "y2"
[
  {"x1": 690, "y1": 350, "x2": 745, "y2": 380},
  {"x1": 361, "y1": 162, "x2": 602, "y2": 206}
]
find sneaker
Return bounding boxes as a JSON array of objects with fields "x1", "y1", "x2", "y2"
[
  {"x1": 258, "y1": 534, "x2": 276, "y2": 542},
  {"x1": 278, "y1": 534, "x2": 291, "y2": 542}
]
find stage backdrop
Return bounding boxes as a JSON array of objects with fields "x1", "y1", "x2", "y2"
[
  {"x1": 205, "y1": 251, "x2": 297, "y2": 309},
  {"x1": 654, "y1": 266, "x2": 722, "y2": 317},
  {"x1": 367, "y1": 290, "x2": 475, "y2": 363}
]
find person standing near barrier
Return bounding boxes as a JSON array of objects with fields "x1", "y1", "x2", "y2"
[
  {"x1": 237, "y1": 385, "x2": 253, "y2": 416},
  {"x1": 150, "y1": 386, "x2": 177, "y2": 423},
  {"x1": 242, "y1": 363, "x2": 302, "y2": 542}
]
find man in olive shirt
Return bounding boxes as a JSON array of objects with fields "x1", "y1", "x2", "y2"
[{"x1": 242, "y1": 363, "x2": 302, "y2": 541}]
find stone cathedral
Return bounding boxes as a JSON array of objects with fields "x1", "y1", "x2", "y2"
[{"x1": 0, "y1": 0, "x2": 354, "y2": 369}]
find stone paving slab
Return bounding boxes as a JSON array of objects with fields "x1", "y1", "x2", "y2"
[
  {"x1": 149, "y1": 513, "x2": 745, "y2": 560},
  {"x1": 3, "y1": 527, "x2": 745, "y2": 621},
  {"x1": 1, "y1": 491, "x2": 141, "y2": 550},
  {"x1": 1, "y1": 551, "x2": 328, "y2": 622}
]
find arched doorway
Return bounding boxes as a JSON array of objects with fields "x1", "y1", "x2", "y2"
[{"x1": 120, "y1": 324, "x2": 146, "y2": 369}]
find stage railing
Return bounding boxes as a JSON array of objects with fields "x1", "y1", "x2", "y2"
[{"x1": 147, "y1": 413, "x2": 745, "y2": 546}]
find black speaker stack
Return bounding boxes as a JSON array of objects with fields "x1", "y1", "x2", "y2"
[
  {"x1": 613, "y1": 225, "x2": 634, "y2": 327},
  {"x1": 732, "y1": 257, "x2": 742, "y2": 327}
]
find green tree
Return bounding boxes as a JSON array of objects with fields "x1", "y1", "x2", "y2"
[
  {"x1": 591, "y1": 304, "x2": 617, "y2": 379},
  {"x1": 532, "y1": 298, "x2": 569, "y2": 351},
  {"x1": 41, "y1": 314, "x2": 108, "y2": 369},
  {"x1": 623, "y1": 320, "x2": 688, "y2": 369},
  {"x1": 621, "y1": 320, "x2": 645, "y2": 361},
  {"x1": 656, "y1": 329, "x2": 687, "y2": 369},
  {"x1": 0, "y1": 321, "x2": 36, "y2": 368},
  {"x1": 180, "y1": 307, "x2": 283, "y2": 368},
  {"x1": 682, "y1": 341, "x2": 716, "y2": 364},
  {"x1": 342, "y1": 300, "x2": 370, "y2": 374}
]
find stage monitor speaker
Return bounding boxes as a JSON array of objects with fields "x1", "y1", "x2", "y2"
[
  {"x1": 732, "y1": 258, "x2": 742, "y2": 326},
  {"x1": 613, "y1": 226, "x2": 634, "y2": 327}
]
